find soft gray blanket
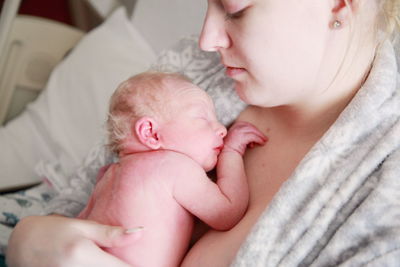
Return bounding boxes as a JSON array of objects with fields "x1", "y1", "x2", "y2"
[{"x1": 42, "y1": 37, "x2": 400, "y2": 266}]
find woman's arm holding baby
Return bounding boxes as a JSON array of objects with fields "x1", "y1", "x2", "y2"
[
  {"x1": 172, "y1": 121, "x2": 266, "y2": 231},
  {"x1": 6, "y1": 215, "x2": 141, "y2": 267}
]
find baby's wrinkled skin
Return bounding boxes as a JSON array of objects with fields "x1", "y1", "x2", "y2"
[{"x1": 78, "y1": 76, "x2": 266, "y2": 266}]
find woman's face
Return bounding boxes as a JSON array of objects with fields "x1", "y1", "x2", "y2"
[{"x1": 199, "y1": 0, "x2": 335, "y2": 107}]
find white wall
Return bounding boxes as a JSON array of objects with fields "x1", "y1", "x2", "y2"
[{"x1": 131, "y1": 0, "x2": 207, "y2": 53}]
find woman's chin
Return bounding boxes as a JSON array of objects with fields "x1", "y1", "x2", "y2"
[
  {"x1": 234, "y1": 82, "x2": 269, "y2": 106},
  {"x1": 234, "y1": 83, "x2": 250, "y2": 103}
]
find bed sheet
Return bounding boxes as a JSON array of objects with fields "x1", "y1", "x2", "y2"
[{"x1": 0, "y1": 183, "x2": 56, "y2": 255}]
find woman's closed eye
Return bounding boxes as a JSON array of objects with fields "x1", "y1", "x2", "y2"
[{"x1": 225, "y1": 9, "x2": 246, "y2": 20}]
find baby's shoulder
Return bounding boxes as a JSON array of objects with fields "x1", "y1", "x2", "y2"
[
  {"x1": 159, "y1": 151, "x2": 204, "y2": 171},
  {"x1": 121, "y1": 151, "x2": 203, "y2": 174}
]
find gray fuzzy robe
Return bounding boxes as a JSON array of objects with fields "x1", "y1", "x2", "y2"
[
  {"x1": 231, "y1": 40, "x2": 400, "y2": 266},
  {"x1": 45, "y1": 38, "x2": 400, "y2": 266}
]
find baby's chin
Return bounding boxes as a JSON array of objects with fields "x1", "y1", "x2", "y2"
[
  {"x1": 204, "y1": 166, "x2": 215, "y2": 172},
  {"x1": 203, "y1": 160, "x2": 218, "y2": 172}
]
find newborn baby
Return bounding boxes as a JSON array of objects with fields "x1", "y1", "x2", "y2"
[{"x1": 77, "y1": 72, "x2": 267, "y2": 266}]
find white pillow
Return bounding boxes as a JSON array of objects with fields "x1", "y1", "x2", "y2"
[
  {"x1": 0, "y1": 7, "x2": 156, "y2": 190},
  {"x1": 130, "y1": 0, "x2": 206, "y2": 53}
]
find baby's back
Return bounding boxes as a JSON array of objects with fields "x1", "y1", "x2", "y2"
[{"x1": 81, "y1": 151, "x2": 195, "y2": 267}]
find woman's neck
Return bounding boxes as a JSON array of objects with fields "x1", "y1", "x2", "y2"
[
  {"x1": 267, "y1": 41, "x2": 376, "y2": 141},
  {"x1": 261, "y1": 102, "x2": 344, "y2": 142},
  {"x1": 256, "y1": 81, "x2": 364, "y2": 142}
]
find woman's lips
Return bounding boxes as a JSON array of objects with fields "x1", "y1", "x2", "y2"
[{"x1": 225, "y1": 66, "x2": 246, "y2": 77}]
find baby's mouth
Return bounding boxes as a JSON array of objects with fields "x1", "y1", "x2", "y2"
[{"x1": 214, "y1": 145, "x2": 224, "y2": 153}]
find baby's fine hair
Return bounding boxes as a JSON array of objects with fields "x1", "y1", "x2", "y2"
[{"x1": 107, "y1": 71, "x2": 192, "y2": 154}]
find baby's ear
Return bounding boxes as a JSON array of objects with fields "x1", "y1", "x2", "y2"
[{"x1": 135, "y1": 117, "x2": 161, "y2": 150}]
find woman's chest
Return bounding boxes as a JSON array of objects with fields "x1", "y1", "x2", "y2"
[
  {"x1": 244, "y1": 135, "x2": 308, "y2": 209},
  {"x1": 182, "y1": 110, "x2": 314, "y2": 266},
  {"x1": 181, "y1": 142, "x2": 307, "y2": 267}
]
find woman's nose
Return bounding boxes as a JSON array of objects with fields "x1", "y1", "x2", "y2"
[{"x1": 199, "y1": 8, "x2": 231, "y2": 52}]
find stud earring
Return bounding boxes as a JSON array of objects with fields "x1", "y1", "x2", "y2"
[{"x1": 333, "y1": 20, "x2": 342, "y2": 29}]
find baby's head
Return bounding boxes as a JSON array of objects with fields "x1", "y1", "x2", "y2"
[{"x1": 107, "y1": 71, "x2": 227, "y2": 171}]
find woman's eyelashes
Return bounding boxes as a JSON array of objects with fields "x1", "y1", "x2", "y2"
[{"x1": 225, "y1": 8, "x2": 245, "y2": 20}]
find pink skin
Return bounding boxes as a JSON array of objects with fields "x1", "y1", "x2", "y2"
[
  {"x1": 77, "y1": 83, "x2": 267, "y2": 266},
  {"x1": 222, "y1": 121, "x2": 267, "y2": 155}
]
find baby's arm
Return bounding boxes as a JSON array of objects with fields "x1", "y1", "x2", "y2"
[
  {"x1": 215, "y1": 121, "x2": 267, "y2": 226},
  {"x1": 172, "y1": 121, "x2": 266, "y2": 230}
]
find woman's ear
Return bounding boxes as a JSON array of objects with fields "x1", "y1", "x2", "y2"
[
  {"x1": 331, "y1": 0, "x2": 359, "y2": 28},
  {"x1": 135, "y1": 117, "x2": 161, "y2": 150}
]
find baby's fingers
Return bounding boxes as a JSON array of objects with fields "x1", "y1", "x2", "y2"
[
  {"x1": 250, "y1": 131, "x2": 268, "y2": 144},
  {"x1": 239, "y1": 127, "x2": 267, "y2": 144},
  {"x1": 244, "y1": 125, "x2": 268, "y2": 142},
  {"x1": 248, "y1": 134, "x2": 268, "y2": 147}
]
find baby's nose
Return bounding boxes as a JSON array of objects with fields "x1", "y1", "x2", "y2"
[{"x1": 216, "y1": 124, "x2": 227, "y2": 138}]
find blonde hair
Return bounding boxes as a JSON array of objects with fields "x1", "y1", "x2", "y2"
[
  {"x1": 107, "y1": 71, "x2": 192, "y2": 154},
  {"x1": 326, "y1": 0, "x2": 399, "y2": 90},
  {"x1": 379, "y1": 0, "x2": 400, "y2": 40}
]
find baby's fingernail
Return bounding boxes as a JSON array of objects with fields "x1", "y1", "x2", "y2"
[{"x1": 125, "y1": 226, "x2": 144, "y2": 234}]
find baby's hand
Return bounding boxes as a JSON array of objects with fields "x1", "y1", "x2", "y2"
[{"x1": 222, "y1": 121, "x2": 267, "y2": 156}]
